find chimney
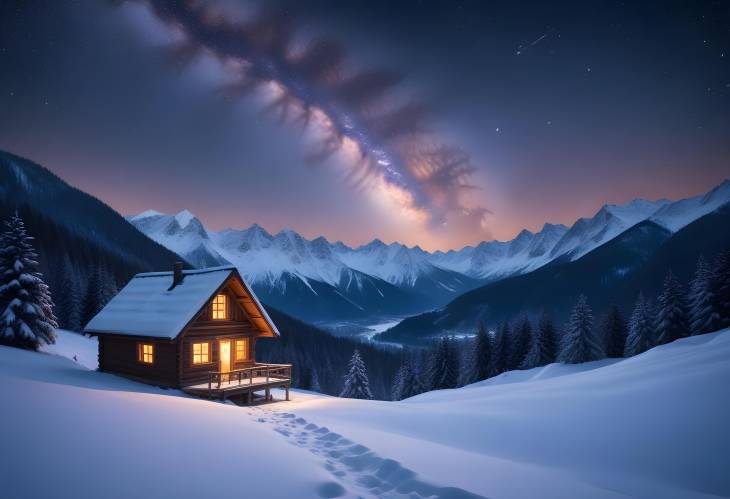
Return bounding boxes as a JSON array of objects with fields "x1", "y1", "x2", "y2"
[{"x1": 169, "y1": 262, "x2": 184, "y2": 291}]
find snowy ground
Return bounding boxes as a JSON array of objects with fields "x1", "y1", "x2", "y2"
[{"x1": 4, "y1": 329, "x2": 730, "y2": 498}]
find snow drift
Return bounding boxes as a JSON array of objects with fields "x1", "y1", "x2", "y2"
[{"x1": 3, "y1": 329, "x2": 730, "y2": 498}]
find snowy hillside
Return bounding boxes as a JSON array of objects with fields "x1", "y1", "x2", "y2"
[
  {"x1": 130, "y1": 180, "x2": 730, "y2": 306},
  {"x1": 4, "y1": 329, "x2": 730, "y2": 498}
]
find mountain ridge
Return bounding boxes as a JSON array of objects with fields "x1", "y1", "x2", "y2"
[{"x1": 130, "y1": 178, "x2": 730, "y2": 299}]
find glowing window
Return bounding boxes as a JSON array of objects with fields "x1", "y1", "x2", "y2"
[
  {"x1": 138, "y1": 343, "x2": 154, "y2": 364},
  {"x1": 212, "y1": 294, "x2": 227, "y2": 320},
  {"x1": 192, "y1": 342, "x2": 210, "y2": 364},
  {"x1": 235, "y1": 339, "x2": 249, "y2": 361}
]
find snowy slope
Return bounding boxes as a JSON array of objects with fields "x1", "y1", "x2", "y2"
[
  {"x1": 548, "y1": 198, "x2": 671, "y2": 261},
  {"x1": 650, "y1": 179, "x2": 730, "y2": 231},
  {"x1": 280, "y1": 330, "x2": 730, "y2": 498},
  {"x1": 13, "y1": 328, "x2": 730, "y2": 498},
  {"x1": 5, "y1": 332, "x2": 482, "y2": 499},
  {"x1": 0, "y1": 345, "x2": 341, "y2": 499}
]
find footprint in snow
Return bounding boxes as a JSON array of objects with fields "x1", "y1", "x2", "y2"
[{"x1": 258, "y1": 409, "x2": 487, "y2": 499}]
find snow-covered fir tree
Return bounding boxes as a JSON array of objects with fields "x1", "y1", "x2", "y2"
[
  {"x1": 559, "y1": 294, "x2": 603, "y2": 364},
  {"x1": 391, "y1": 363, "x2": 407, "y2": 401},
  {"x1": 0, "y1": 213, "x2": 57, "y2": 350},
  {"x1": 655, "y1": 270, "x2": 690, "y2": 345},
  {"x1": 491, "y1": 321, "x2": 509, "y2": 375},
  {"x1": 522, "y1": 312, "x2": 557, "y2": 369},
  {"x1": 467, "y1": 322, "x2": 493, "y2": 383},
  {"x1": 392, "y1": 356, "x2": 425, "y2": 401},
  {"x1": 430, "y1": 337, "x2": 459, "y2": 390},
  {"x1": 601, "y1": 304, "x2": 628, "y2": 358},
  {"x1": 708, "y1": 250, "x2": 730, "y2": 332},
  {"x1": 625, "y1": 293, "x2": 656, "y2": 357},
  {"x1": 339, "y1": 349, "x2": 373, "y2": 399},
  {"x1": 688, "y1": 255, "x2": 714, "y2": 336},
  {"x1": 399, "y1": 357, "x2": 425, "y2": 399},
  {"x1": 509, "y1": 316, "x2": 532, "y2": 370}
]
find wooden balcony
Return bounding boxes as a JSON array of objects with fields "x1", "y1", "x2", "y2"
[{"x1": 182, "y1": 363, "x2": 292, "y2": 404}]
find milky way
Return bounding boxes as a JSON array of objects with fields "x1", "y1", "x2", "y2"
[{"x1": 123, "y1": 0, "x2": 488, "y2": 232}]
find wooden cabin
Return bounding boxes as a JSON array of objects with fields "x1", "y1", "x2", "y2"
[{"x1": 84, "y1": 264, "x2": 291, "y2": 403}]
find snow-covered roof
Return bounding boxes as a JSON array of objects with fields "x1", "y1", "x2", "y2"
[{"x1": 84, "y1": 266, "x2": 279, "y2": 339}]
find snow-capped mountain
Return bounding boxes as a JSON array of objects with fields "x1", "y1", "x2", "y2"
[
  {"x1": 128, "y1": 212, "x2": 460, "y2": 322},
  {"x1": 649, "y1": 179, "x2": 730, "y2": 231},
  {"x1": 430, "y1": 223, "x2": 570, "y2": 280},
  {"x1": 547, "y1": 198, "x2": 671, "y2": 261},
  {"x1": 129, "y1": 179, "x2": 730, "y2": 323},
  {"x1": 128, "y1": 210, "x2": 227, "y2": 268}
]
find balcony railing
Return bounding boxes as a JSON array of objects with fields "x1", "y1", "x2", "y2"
[{"x1": 206, "y1": 363, "x2": 292, "y2": 392}]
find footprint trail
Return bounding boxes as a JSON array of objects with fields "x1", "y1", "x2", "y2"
[{"x1": 254, "y1": 409, "x2": 486, "y2": 499}]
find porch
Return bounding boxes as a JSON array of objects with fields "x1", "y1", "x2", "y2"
[{"x1": 182, "y1": 363, "x2": 292, "y2": 404}]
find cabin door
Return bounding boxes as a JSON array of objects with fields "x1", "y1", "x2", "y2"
[{"x1": 219, "y1": 340, "x2": 231, "y2": 382}]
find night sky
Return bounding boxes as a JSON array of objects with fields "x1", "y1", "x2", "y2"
[{"x1": 1, "y1": 0, "x2": 728, "y2": 251}]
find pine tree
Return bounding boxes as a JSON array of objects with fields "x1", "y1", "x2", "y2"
[
  {"x1": 0, "y1": 213, "x2": 57, "y2": 350},
  {"x1": 522, "y1": 312, "x2": 558, "y2": 368},
  {"x1": 509, "y1": 316, "x2": 532, "y2": 370},
  {"x1": 391, "y1": 363, "x2": 406, "y2": 400},
  {"x1": 625, "y1": 293, "x2": 656, "y2": 356},
  {"x1": 559, "y1": 294, "x2": 603, "y2": 364},
  {"x1": 655, "y1": 270, "x2": 690, "y2": 345},
  {"x1": 601, "y1": 304, "x2": 628, "y2": 358},
  {"x1": 54, "y1": 254, "x2": 82, "y2": 331},
  {"x1": 708, "y1": 250, "x2": 730, "y2": 332},
  {"x1": 536, "y1": 312, "x2": 558, "y2": 364},
  {"x1": 467, "y1": 322, "x2": 493, "y2": 383},
  {"x1": 99, "y1": 264, "x2": 118, "y2": 307},
  {"x1": 392, "y1": 355, "x2": 425, "y2": 400},
  {"x1": 80, "y1": 263, "x2": 118, "y2": 328},
  {"x1": 399, "y1": 357, "x2": 425, "y2": 399},
  {"x1": 430, "y1": 337, "x2": 459, "y2": 390},
  {"x1": 520, "y1": 326, "x2": 541, "y2": 370},
  {"x1": 688, "y1": 255, "x2": 714, "y2": 335},
  {"x1": 491, "y1": 321, "x2": 509, "y2": 375},
  {"x1": 340, "y1": 349, "x2": 373, "y2": 399},
  {"x1": 80, "y1": 266, "x2": 101, "y2": 328},
  {"x1": 310, "y1": 368, "x2": 321, "y2": 393}
]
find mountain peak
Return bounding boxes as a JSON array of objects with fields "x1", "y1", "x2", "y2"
[
  {"x1": 174, "y1": 209, "x2": 196, "y2": 228},
  {"x1": 360, "y1": 238, "x2": 386, "y2": 251},
  {"x1": 131, "y1": 209, "x2": 164, "y2": 221},
  {"x1": 245, "y1": 223, "x2": 273, "y2": 238}
]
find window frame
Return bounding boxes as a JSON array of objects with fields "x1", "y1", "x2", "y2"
[
  {"x1": 211, "y1": 293, "x2": 228, "y2": 320},
  {"x1": 235, "y1": 338, "x2": 249, "y2": 361},
  {"x1": 138, "y1": 343, "x2": 154, "y2": 364},
  {"x1": 192, "y1": 341, "x2": 211, "y2": 365}
]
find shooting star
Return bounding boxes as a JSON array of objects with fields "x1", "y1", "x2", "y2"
[{"x1": 515, "y1": 28, "x2": 556, "y2": 56}]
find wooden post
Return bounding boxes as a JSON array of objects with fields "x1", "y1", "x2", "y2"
[
  {"x1": 285, "y1": 385, "x2": 290, "y2": 401},
  {"x1": 265, "y1": 387, "x2": 270, "y2": 401},
  {"x1": 247, "y1": 390, "x2": 252, "y2": 405}
]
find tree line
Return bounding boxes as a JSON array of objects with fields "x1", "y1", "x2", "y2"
[{"x1": 387, "y1": 251, "x2": 730, "y2": 401}]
